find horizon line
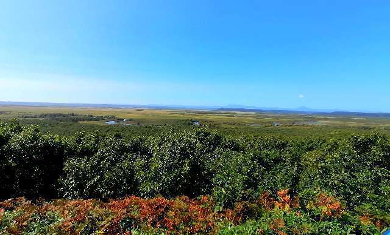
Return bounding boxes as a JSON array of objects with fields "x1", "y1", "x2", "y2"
[{"x1": 0, "y1": 100, "x2": 388, "y2": 115}]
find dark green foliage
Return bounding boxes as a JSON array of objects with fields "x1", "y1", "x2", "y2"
[
  {"x1": 0, "y1": 119, "x2": 389, "y2": 230},
  {"x1": 60, "y1": 136, "x2": 140, "y2": 199},
  {"x1": 0, "y1": 120, "x2": 23, "y2": 198},
  {"x1": 210, "y1": 150, "x2": 253, "y2": 207},
  {"x1": 298, "y1": 134, "x2": 390, "y2": 211},
  {"x1": 134, "y1": 129, "x2": 223, "y2": 198},
  {"x1": 5, "y1": 126, "x2": 65, "y2": 198},
  {"x1": 1, "y1": 120, "x2": 65, "y2": 199}
]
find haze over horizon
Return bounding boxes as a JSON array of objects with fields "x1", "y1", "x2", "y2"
[{"x1": 1, "y1": 0, "x2": 389, "y2": 112}]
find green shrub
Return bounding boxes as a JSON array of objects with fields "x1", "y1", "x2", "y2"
[
  {"x1": 5, "y1": 126, "x2": 65, "y2": 198},
  {"x1": 0, "y1": 119, "x2": 390, "y2": 233},
  {"x1": 135, "y1": 129, "x2": 222, "y2": 198},
  {"x1": 210, "y1": 150, "x2": 253, "y2": 207},
  {"x1": 60, "y1": 136, "x2": 139, "y2": 199}
]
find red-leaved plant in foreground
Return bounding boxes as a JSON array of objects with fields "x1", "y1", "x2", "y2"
[{"x1": 1, "y1": 189, "x2": 382, "y2": 234}]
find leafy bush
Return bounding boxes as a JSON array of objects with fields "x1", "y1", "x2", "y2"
[
  {"x1": 60, "y1": 136, "x2": 139, "y2": 199},
  {"x1": 1, "y1": 124, "x2": 65, "y2": 199},
  {"x1": 0, "y1": 120, "x2": 390, "y2": 233},
  {"x1": 0, "y1": 120, "x2": 22, "y2": 199},
  {"x1": 134, "y1": 129, "x2": 223, "y2": 198},
  {"x1": 210, "y1": 150, "x2": 253, "y2": 207}
]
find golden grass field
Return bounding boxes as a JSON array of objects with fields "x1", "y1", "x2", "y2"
[{"x1": 1, "y1": 105, "x2": 390, "y2": 128}]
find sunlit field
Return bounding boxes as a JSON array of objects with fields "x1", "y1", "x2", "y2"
[{"x1": 2, "y1": 105, "x2": 390, "y2": 138}]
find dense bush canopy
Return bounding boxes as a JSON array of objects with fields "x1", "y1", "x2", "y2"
[{"x1": 0, "y1": 120, "x2": 389, "y2": 233}]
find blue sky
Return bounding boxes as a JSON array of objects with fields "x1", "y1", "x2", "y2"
[{"x1": 0, "y1": 0, "x2": 389, "y2": 111}]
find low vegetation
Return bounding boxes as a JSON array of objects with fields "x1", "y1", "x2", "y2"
[
  {"x1": 0, "y1": 117, "x2": 389, "y2": 234},
  {"x1": 0, "y1": 190, "x2": 383, "y2": 234}
]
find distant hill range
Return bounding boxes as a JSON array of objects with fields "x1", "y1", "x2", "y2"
[
  {"x1": 1, "y1": 101, "x2": 390, "y2": 118},
  {"x1": 216, "y1": 108, "x2": 390, "y2": 118}
]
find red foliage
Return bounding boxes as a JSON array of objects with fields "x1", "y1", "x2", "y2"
[
  {"x1": 0, "y1": 189, "x2": 375, "y2": 234},
  {"x1": 269, "y1": 218, "x2": 286, "y2": 235},
  {"x1": 257, "y1": 189, "x2": 299, "y2": 212},
  {"x1": 105, "y1": 195, "x2": 219, "y2": 234},
  {"x1": 313, "y1": 193, "x2": 344, "y2": 218},
  {"x1": 359, "y1": 214, "x2": 387, "y2": 230}
]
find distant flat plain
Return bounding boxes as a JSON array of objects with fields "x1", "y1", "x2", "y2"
[{"x1": 1, "y1": 105, "x2": 390, "y2": 138}]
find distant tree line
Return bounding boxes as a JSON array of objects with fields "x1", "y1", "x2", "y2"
[{"x1": 19, "y1": 113, "x2": 115, "y2": 123}]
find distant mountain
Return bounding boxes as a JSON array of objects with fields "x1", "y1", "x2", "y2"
[
  {"x1": 216, "y1": 107, "x2": 390, "y2": 118},
  {"x1": 217, "y1": 105, "x2": 340, "y2": 113},
  {"x1": 224, "y1": 104, "x2": 260, "y2": 109},
  {"x1": 293, "y1": 106, "x2": 322, "y2": 112},
  {"x1": 222, "y1": 105, "x2": 341, "y2": 113}
]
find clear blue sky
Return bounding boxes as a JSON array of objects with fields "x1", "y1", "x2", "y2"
[{"x1": 1, "y1": 0, "x2": 389, "y2": 112}]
